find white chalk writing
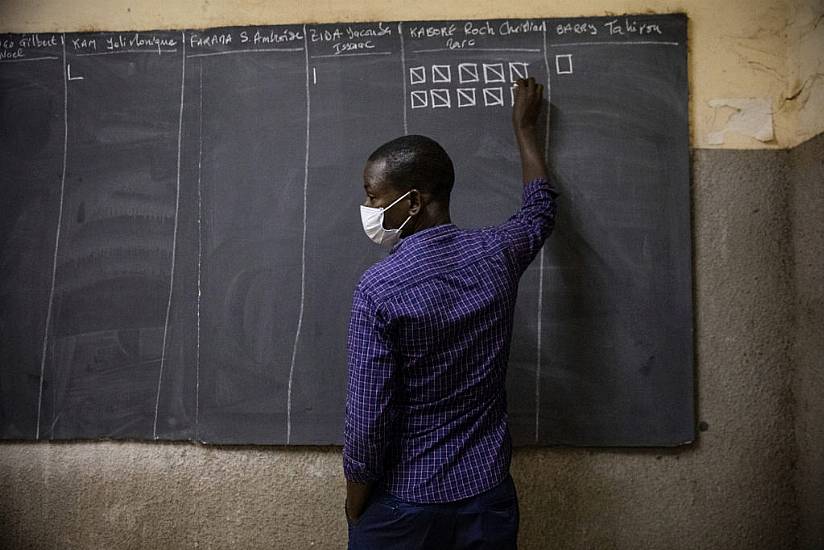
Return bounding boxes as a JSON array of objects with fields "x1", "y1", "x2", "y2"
[
  {"x1": 408, "y1": 24, "x2": 457, "y2": 39},
  {"x1": 0, "y1": 48, "x2": 24, "y2": 61},
  {"x1": 1, "y1": 34, "x2": 60, "y2": 61},
  {"x1": 309, "y1": 23, "x2": 392, "y2": 56},
  {"x1": 555, "y1": 22, "x2": 599, "y2": 36},
  {"x1": 104, "y1": 33, "x2": 179, "y2": 53},
  {"x1": 554, "y1": 18, "x2": 664, "y2": 38},
  {"x1": 408, "y1": 20, "x2": 545, "y2": 51},
  {"x1": 71, "y1": 37, "x2": 97, "y2": 51},
  {"x1": 499, "y1": 20, "x2": 546, "y2": 36},
  {"x1": 604, "y1": 18, "x2": 663, "y2": 37},
  {"x1": 241, "y1": 28, "x2": 304, "y2": 45},
  {"x1": 18, "y1": 34, "x2": 60, "y2": 49},
  {"x1": 189, "y1": 32, "x2": 232, "y2": 48}
]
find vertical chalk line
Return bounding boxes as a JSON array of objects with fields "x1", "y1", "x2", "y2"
[
  {"x1": 535, "y1": 21, "x2": 553, "y2": 443},
  {"x1": 286, "y1": 25, "x2": 311, "y2": 444},
  {"x1": 153, "y1": 31, "x2": 186, "y2": 440},
  {"x1": 398, "y1": 22, "x2": 408, "y2": 135},
  {"x1": 543, "y1": 21, "x2": 552, "y2": 145},
  {"x1": 535, "y1": 248, "x2": 545, "y2": 443},
  {"x1": 35, "y1": 34, "x2": 69, "y2": 440},
  {"x1": 195, "y1": 62, "x2": 204, "y2": 438}
]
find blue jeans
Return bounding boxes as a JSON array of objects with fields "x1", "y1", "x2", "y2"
[{"x1": 347, "y1": 475, "x2": 519, "y2": 549}]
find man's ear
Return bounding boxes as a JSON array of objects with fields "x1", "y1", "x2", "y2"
[{"x1": 408, "y1": 189, "x2": 422, "y2": 216}]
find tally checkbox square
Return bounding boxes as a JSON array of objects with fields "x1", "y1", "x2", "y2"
[
  {"x1": 410, "y1": 90, "x2": 429, "y2": 109},
  {"x1": 432, "y1": 65, "x2": 452, "y2": 83},
  {"x1": 483, "y1": 63, "x2": 505, "y2": 83},
  {"x1": 555, "y1": 54, "x2": 573, "y2": 75},
  {"x1": 509, "y1": 85, "x2": 517, "y2": 106},
  {"x1": 458, "y1": 63, "x2": 479, "y2": 83},
  {"x1": 430, "y1": 89, "x2": 451, "y2": 108},
  {"x1": 409, "y1": 66, "x2": 426, "y2": 85},
  {"x1": 483, "y1": 87, "x2": 504, "y2": 107},
  {"x1": 457, "y1": 88, "x2": 476, "y2": 108},
  {"x1": 509, "y1": 62, "x2": 529, "y2": 82}
]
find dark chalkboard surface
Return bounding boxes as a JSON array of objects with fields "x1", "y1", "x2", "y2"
[{"x1": 0, "y1": 14, "x2": 693, "y2": 446}]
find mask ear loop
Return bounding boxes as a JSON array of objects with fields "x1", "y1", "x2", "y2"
[
  {"x1": 383, "y1": 190, "x2": 412, "y2": 211},
  {"x1": 394, "y1": 188, "x2": 418, "y2": 235},
  {"x1": 382, "y1": 189, "x2": 416, "y2": 237},
  {"x1": 397, "y1": 215, "x2": 413, "y2": 232}
]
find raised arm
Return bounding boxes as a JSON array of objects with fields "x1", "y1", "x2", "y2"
[
  {"x1": 512, "y1": 77, "x2": 547, "y2": 185},
  {"x1": 498, "y1": 76, "x2": 557, "y2": 273}
]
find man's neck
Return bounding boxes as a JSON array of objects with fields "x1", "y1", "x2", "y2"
[{"x1": 408, "y1": 204, "x2": 451, "y2": 236}]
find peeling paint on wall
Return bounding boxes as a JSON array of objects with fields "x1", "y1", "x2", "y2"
[
  {"x1": 787, "y1": 0, "x2": 824, "y2": 145},
  {"x1": 707, "y1": 98, "x2": 774, "y2": 145}
]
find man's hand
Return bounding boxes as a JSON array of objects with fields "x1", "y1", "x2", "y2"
[
  {"x1": 512, "y1": 77, "x2": 548, "y2": 184},
  {"x1": 512, "y1": 76, "x2": 544, "y2": 133},
  {"x1": 345, "y1": 480, "x2": 373, "y2": 524}
]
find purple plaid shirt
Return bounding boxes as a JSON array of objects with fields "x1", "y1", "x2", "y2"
[{"x1": 344, "y1": 177, "x2": 558, "y2": 503}]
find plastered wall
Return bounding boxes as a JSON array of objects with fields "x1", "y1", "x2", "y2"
[{"x1": 1, "y1": 1, "x2": 822, "y2": 549}]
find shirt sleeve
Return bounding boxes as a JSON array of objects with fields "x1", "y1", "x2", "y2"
[
  {"x1": 343, "y1": 285, "x2": 397, "y2": 484},
  {"x1": 498, "y1": 177, "x2": 559, "y2": 274}
]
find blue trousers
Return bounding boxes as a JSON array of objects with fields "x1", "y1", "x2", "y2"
[{"x1": 347, "y1": 474, "x2": 519, "y2": 549}]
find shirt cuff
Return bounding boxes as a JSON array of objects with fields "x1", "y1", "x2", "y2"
[
  {"x1": 343, "y1": 454, "x2": 381, "y2": 484},
  {"x1": 523, "y1": 176, "x2": 560, "y2": 199}
]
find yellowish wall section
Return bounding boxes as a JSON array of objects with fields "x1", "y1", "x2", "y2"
[
  {"x1": 1, "y1": 0, "x2": 822, "y2": 149},
  {"x1": 789, "y1": 0, "x2": 824, "y2": 144}
]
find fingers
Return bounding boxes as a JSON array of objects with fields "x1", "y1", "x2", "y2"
[
  {"x1": 515, "y1": 77, "x2": 544, "y2": 102},
  {"x1": 512, "y1": 77, "x2": 544, "y2": 131}
]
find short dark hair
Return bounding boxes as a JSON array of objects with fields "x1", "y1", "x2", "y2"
[{"x1": 367, "y1": 135, "x2": 454, "y2": 200}]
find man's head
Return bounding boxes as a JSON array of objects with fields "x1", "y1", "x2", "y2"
[
  {"x1": 362, "y1": 135, "x2": 454, "y2": 238},
  {"x1": 365, "y1": 134, "x2": 454, "y2": 201}
]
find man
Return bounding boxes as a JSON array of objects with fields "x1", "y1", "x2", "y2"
[{"x1": 344, "y1": 77, "x2": 557, "y2": 549}]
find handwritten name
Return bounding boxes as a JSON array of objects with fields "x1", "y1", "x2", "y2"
[
  {"x1": 71, "y1": 37, "x2": 97, "y2": 51},
  {"x1": 240, "y1": 28, "x2": 304, "y2": 45},
  {"x1": 187, "y1": 28, "x2": 304, "y2": 50},
  {"x1": 499, "y1": 20, "x2": 546, "y2": 36},
  {"x1": 103, "y1": 32, "x2": 178, "y2": 52},
  {"x1": 604, "y1": 18, "x2": 663, "y2": 36},
  {"x1": 408, "y1": 20, "x2": 544, "y2": 50},
  {"x1": 0, "y1": 48, "x2": 24, "y2": 60},
  {"x1": 555, "y1": 18, "x2": 663, "y2": 37},
  {"x1": 1, "y1": 34, "x2": 60, "y2": 60},
  {"x1": 309, "y1": 23, "x2": 391, "y2": 55},
  {"x1": 18, "y1": 34, "x2": 60, "y2": 49}
]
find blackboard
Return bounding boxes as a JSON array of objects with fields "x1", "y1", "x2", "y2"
[{"x1": 0, "y1": 14, "x2": 693, "y2": 446}]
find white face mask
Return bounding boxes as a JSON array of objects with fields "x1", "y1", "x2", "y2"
[{"x1": 360, "y1": 190, "x2": 412, "y2": 248}]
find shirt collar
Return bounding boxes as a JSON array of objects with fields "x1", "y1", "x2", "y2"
[{"x1": 391, "y1": 223, "x2": 458, "y2": 254}]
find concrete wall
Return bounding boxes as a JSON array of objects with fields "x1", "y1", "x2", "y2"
[
  {"x1": 1, "y1": 1, "x2": 822, "y2": 548},
  {"x1": 791, "y1": 133, "x2": 824, "y2": 550}
]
